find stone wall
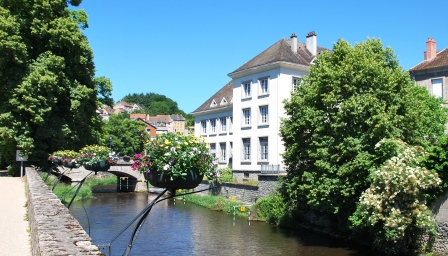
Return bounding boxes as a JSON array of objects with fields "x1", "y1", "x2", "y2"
[
  {"x1": 195, "y1": 174, "x2": 280, "y2": 204},
  {"x1": 430, "y1": 191, "x2": 448, "y2": 254},
  {"x1": 26, "y1": 167, "x2": 103, "y2": 255}
]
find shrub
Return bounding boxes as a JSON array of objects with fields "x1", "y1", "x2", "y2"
[
  {"x1": 253, "y1": 191, "x2": 287, "y2": 225},
  {"x1": 350, "y1": 139, "x2": 440, "y2": 254},
  {"x1": 218, "y1": 167, "x2": 235, "y2": 183}
]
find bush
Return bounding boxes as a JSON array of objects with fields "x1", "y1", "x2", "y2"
[
  {"x1": 7, "y1": 164, "x2": 20, "y2": 177},
  {"x1": 253, "y1": 191, "x2": 287, "y2": 225},
  {"x1": 218, "y1": 167, "x2": 235, "y2": 183},
  {"x1": 350, "y1": 139, "x2": 440, "y2": 255}
]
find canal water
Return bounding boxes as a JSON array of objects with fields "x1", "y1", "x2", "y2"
[{"x1": 69, "y1": 187, "x2": 376, "y2": 256}]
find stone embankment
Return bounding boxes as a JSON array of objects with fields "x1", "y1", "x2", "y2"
[{"x1": 26, "y1": 167, "x2": 103, "y2": 255}]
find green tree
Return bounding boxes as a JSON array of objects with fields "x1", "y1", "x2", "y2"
[
  {"x1": 280, "y1": 39, "x2": 447, "y2": 224},
  {"x1": 101, "y1": 113, "x2": 147, "y2": 156},
  {"x1": 122, "y1": 92, "x2": 194, "y2": 126},
  {"x1": 0, "y1": 0, "x2": 111, "y2": 166},
  {"x1": 122, "y1": 92, "x2": 189, "y2": 116}
]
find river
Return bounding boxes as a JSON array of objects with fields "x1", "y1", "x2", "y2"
[{"x1": 69, "y1": 186, "x2": 377, "y2": 256}]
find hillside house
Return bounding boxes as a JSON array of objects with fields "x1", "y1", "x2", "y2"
[
  {"x1": 130, "y1": 114, "x2": 187, "y2": 134},
  {"x1": 113, "y1": 101, "x2": 142, "y2": 114}
]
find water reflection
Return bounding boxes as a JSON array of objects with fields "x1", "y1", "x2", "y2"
[{"x1": 70, "y1": 191, "x2": 376, "y2": 256}]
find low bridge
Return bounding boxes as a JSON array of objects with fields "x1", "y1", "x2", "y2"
[{"x1": 49, "y1": 159, "x2": 148, "y2": 192}]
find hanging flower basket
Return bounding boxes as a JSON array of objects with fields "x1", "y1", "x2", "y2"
[
  {"x1": 83, "y1": 161, "x2": 110, "y2": 172},
  {"x1": 52, "y1": 159, "x2": 63, "y2": 165},
  {"x1": 63, "y1": 161, "x2": 78, "y2": 169},
  {"x1": 144, "y1": 168, "x2": 203, "y2": 189}
]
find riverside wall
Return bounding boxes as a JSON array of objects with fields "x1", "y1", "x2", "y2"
[
  {"x1": 26, "y1": 167, "x2": 103, "y2": 255},
  {"x1": 430, "y1": 191, "x2": 448, "y2": 254},
  {"x1": 195, "y1": 174, "x2": 281, "y2": 204}
]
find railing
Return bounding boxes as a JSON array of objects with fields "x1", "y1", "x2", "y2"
[{"x1": 260, "y1": 164, "x2": 282, "y2": 174}]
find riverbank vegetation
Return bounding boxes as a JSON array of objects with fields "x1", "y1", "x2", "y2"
[
  {"x1": 277, "y1": 39, "x2": 448, "y2": 255},
  {"x1": 41, "y1": 173, "x2": 116, "y2": 203},
  {"x1": 184, "y1": 193, "x2": 251, "y2": 218}
]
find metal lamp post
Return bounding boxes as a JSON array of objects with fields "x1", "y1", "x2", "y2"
[{"x1": 109, "y1": 135, "x2": 113, "y2": 154}]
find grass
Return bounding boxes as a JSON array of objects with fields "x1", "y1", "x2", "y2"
[
  {"x1": 40, "y1": 173, "x2": 116, "y2": 203},
  {"x1": 183, "y1": 193, "x2": 253, "y2": 218}
]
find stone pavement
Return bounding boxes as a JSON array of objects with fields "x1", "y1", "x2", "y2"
[{"x1": 0, "y1": 171, "x2": 31, "y2": 256}]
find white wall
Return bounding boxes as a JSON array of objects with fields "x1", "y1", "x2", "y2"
[
  {"x1": 232, "y1": 67, "x2": 308, "y2": 172},
  {"x1": 194, "y1": 109, "x2": 233, "y2": 168}
]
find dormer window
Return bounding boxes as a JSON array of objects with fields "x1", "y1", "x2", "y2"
[
  {"x1": 210, "y1": 99, "x2": 217, "y2": 107},
  {"x1": 221, "y1": 98, "x2": 228, "y2": 105}
]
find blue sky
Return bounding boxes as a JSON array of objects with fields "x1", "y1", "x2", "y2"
[{"x1": 75, "y1": 0, "x2": 448, "y2": 114}]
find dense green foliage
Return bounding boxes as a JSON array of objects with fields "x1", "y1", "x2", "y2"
[
  {"x1": 0, "y1": 0, "x2": 112, "y2": 167},
  {"x1": 217, "y1": 167, "x2": 235, "y2": 183},
  {"x1": 350, "y1": 139, "x2": 440, "y2": 254},
  {"x1": 253, "y1": 191, "x2": 287, "y2": 224},
  {"x1": 423, "y1": 134, "x2": 448, "y2": 204},
  {"x1": 122, "y1": 92, "x2": 181, "y2": 115},
  {"x1": 280, "y1": 38, "x2": 447, "y2": 253},
  {"x1": 100, "y1": 113, "x2": 147, "y2": 156},
  {"x1": 122, "y1": 92, "x2": 194, "y2": 126}
]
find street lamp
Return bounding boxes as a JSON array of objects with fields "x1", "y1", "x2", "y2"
[{"x1": 109, "y1": 135, "x2": 113, "y2": 154}]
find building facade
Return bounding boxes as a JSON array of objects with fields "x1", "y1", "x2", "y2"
[
  {"x1": 410, "y1": 37, "x2": 448, "y2": 107},
  {"x1": 193, "y1": 31, "x2": 329, "y2": 180}
]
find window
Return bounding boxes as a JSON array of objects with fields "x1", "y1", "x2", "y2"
[
  {"x1": 259, "y1": 137, "x2": 268, "y2": 161},
  {"x1": 242, "y1": 138, "x2": 251, "y2": 161},
  {"x1": 210, "y1": 119, "x2": 216, "y2": 134},
  {"x1": 220, "y1": 142, "x2": 226, "y2": 162},
  {"x1": 292, "y1": 77, "x2": 302, "y2": 91},
  {"x1": 220, "y1": 117, "x2": 227, "y2": 133},
  {"x1": 201, "y1": 120, "x2": 207, "y2": 135},
  {"x1": 229, "y1": 116, "x2": 233, "y2": 133},
  {"x1": 260, "y1": 78, "x2": 269, "y2": 94},
  {"x1": 242, "y1": 108, "x2": 251, "y2": 126},
  {"x1": 243, "y1": 82, "x2": 251, "y2": 98},
  {"x1": 432, "y1": 79, "x2": 443, "y2": 99},
  {"x1": 259, "y1": 105, "x2": 268, "y2": 125},
  {"x1": 230, "y1": 142, "x2": 233, "y2": 157},
  {"x1": 210, "y1": 143, "x2": 216, "y2": 158}
]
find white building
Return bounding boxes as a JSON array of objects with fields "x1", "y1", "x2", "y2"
[{"x1": 192, "y1": 31, "x2": 329, "y2": 181}]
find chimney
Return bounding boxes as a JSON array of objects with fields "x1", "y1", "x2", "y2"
[
  {"x1": 306, "y1": 31, "x2": 317, "y2": 56},
  {"x1": 290, "y1": 32, "x2": 297, "y2": 54},
  {"x1": 424, "y1": 37, "x2": 436, "y2": 60}
]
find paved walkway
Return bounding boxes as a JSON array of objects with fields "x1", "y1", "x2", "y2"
[{"x1": 0, "y1": 171, "x2": 31, "y2": 256}]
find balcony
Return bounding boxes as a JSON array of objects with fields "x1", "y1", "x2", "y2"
[{"x1": 260, "y1": 164, "x2": 282, "y2": 174}]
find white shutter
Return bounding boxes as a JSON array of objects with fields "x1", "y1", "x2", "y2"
[{"x1": 432, "y1": 79, "x2": 443, "y2": 98}]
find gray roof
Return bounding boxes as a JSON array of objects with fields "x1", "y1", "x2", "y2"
[
  {"x1": 192, "y1": 81, "x2": 233, "y2": 114},
  {"x1": 229, "y1": 37, "x2": 328, "y2": 75},
  {"x1": 193, "y1": 34, "x2": 329, "y2": 115},
  {"x1": 170, "y1": 115, "x2": 185, "y2": 121}
]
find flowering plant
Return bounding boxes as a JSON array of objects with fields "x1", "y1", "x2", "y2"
[
  {"x1": 76, "y1": 145, "x2": 118, "y2": 167},
  {"x1": 350, "y1": 139, "x2": 441, "y2": 254},
  {"x1": 56, "y1": 150, "x2": 79, "y2": 164},
  {"x1": 131, "y1": 153, "x2": 150, "y2": 173},
  {"x1": 133, "y1": 132, "x2": 219, "y2": 182}
]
